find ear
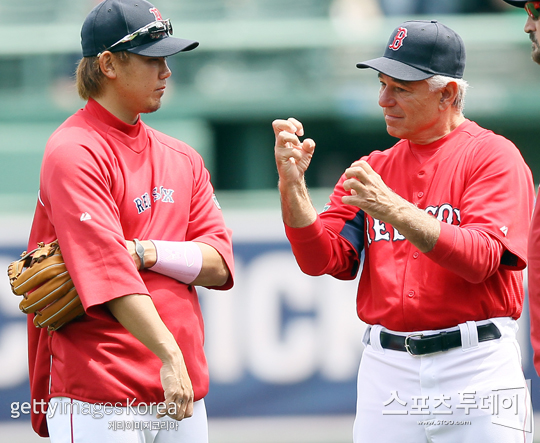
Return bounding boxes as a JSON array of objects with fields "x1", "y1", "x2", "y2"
[
  {"x1": 439, "y1": 81, "x2": 458, "y2": 111},
  {"x1": 98, "y1": 52, "x2": 117, "y2": 80}
]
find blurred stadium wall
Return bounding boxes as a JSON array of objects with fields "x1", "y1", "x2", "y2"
[{"x1": 1, "y1": 1, "x2": 540, "y2": 442}]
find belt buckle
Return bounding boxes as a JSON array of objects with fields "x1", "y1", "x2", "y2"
[{"x1": 404, "y1": 332, "x2": 424, "y2": 356}]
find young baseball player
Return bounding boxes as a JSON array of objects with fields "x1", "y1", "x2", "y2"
[
  {"x1": 25, "y1": 0, "x2": 234, "y2": 441},
  {"x1": 502, "y1": 0, "x2": 540, "y2": 377},
  {"x1": 274, "y1": 20, "x2": 535, "y2": 442}
]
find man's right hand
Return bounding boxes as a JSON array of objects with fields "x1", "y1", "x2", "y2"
[
  {"x1": 158, "y1": 352, "x2": 194, "y2": 420},
  {"x1": 272, "y1": 118, "x2": 316, "y2": 184},
  {"x1": 272, "y1": 118, "x2": 318, "y2": 229},
  {"x1": 106, "y1": 294, "x2": 195, "y2": 421}
]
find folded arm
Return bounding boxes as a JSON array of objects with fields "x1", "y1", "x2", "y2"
[{"x1": 107, "y1": 294, "x2": 193, "y2": 421}]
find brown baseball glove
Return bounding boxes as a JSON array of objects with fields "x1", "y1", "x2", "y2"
[{"x1": 7, "y1": 240, "x2": 84, "y2": 331}]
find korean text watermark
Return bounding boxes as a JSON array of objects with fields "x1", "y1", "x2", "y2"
[
  {"x1": 381, "y1": 380, "x2": 533, "y2": 433},
  {"x1": 109, "y1": 420, "x2": 179, "y2": 431}
]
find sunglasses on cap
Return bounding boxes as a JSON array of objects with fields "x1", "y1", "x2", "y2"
[
  {"x1": 525, "y1": 2, "x2": 540, "y2": 20},
  {"x1": 98, "y1": 19, "x2": 173, "y2": 56}
]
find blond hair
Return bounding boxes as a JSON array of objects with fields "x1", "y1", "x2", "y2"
[{"x1": 75, "y1": 52, "x2": 131, "y2": 100}]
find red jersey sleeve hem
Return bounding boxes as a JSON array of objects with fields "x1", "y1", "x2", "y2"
[
  {"x1": 425, "y1": 221, "x2": 455, "y2": 262},
  {"x1": 284, "y1": 217, "x2": 325, "y2": 244},
  {"x1": 284, "y1": 217, "x2": 335, "y2": 277}
]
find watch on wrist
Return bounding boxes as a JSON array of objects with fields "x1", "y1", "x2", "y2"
[{"x1": 133, "y1": 238, "x2": 145, "y2": 270}]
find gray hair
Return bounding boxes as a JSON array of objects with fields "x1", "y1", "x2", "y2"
[{"x1": 426, "y1": 75, "x2": 469, "y2": 112}]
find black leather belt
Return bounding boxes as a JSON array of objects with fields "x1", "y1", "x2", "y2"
[{"x1": 368, "y1": 323, "x2": 501, "y2": 356}]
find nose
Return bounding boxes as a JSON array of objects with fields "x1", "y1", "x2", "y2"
[
  {"x1": 525, "y1": 16, "x2": 536, "y2": 34},
  {"x1": 160, "y1": 59, "x2": 172, "y2": 79},
  {"x1": 378, "y1": 85, "x2": 395, "y2": 108}
]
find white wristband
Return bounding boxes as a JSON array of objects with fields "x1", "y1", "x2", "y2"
[{"x1": 149, "y1": 240, "x2": 203, "y2": 284}]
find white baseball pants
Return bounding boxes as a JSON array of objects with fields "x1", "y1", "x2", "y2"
[
  {"x1": 46, "y1": 397, "x2": 208, "y2": 443},
  {"x1": 353, "y1": 317, "x2": 533, "y2": 443}
]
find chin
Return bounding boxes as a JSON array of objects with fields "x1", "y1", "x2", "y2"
[
  {"x1": 142, "y1": 103, "x2": 162, "y2": 115},
  {"x1": 533, "y1": 49, "x2": 540, "y2": 65},
  {"x1": 386, "y1": 126, "x2": 404, "y2": 140}
]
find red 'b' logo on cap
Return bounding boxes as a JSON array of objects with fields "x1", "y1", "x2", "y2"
[
  {"x1": 149, "y1": 7, "x2": 163, "y2": 20},
  {"x1": 389, "y1": 27, "x2": 407, "y2": 51}
]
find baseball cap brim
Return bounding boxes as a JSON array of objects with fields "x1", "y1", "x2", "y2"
[
  {"x1": 127, "y1": 36, "x2": 199, "y2": 57},
  {"x1": 356, "y1": 57, "x2": 433, "y2": 82},
  {"x1": 502, "y1": 0, "x2": 527, "y2": 6}
]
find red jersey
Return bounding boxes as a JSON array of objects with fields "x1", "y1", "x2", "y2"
[
  {"x1": 286, "y1": 120, "x2": 534, "y2": 332},
  {"x1": 27, "y1": 98, "x2": 234, "y2": 436},
  {"x1": 527, "y1": 201, "x2": 540, "y2": 375}
]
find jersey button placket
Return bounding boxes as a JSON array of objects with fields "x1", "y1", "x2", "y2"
[
  {"x1": 414, "y1": 170, "x2": 426, "y2": 204},
  {"x1": 407, "y1": 290, "x2": 415, "y2": 298}
]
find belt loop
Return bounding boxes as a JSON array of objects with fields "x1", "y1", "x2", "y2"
[
  {"x1": 468, "y1": 321, "x2": 479, "y2": 347},
  {"x1": 362, "y1": 326, "x2": 371, "y2": 347},
  {"x1": 459, "y1": 320, "x2": 479, "y2": 351},
  {"x1": 369, "y1": 325, "x2": 385, "y2": 354}
]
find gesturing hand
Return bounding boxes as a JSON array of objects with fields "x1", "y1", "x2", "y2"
[
  {"x1": 342, "y1": 160, "x2": 402, "y2": 221},
  {"x1": 342, "y1": 160, "x2": 440, "y2": 252},
  {"x1": 273, "y1": 118, "x2": 316, "y2": 184}
]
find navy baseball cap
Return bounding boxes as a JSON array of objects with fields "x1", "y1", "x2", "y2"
[
  {"x1": 356, "y1": 20, "x2": 466, "y2": 81},
  {"x1": 502, "y1": 1, "x2": 527, "y2": 6},
  {"x1": 81, "y1": 0, "x2": 199, "y2": 57}
]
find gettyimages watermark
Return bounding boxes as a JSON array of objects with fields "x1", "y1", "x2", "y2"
[
  {"x1": 10, "y1": 398, "x2": 181, "y2": 431},
  {"x1": 381, "y1": 380, "x2": 533, "y2": 433}
]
